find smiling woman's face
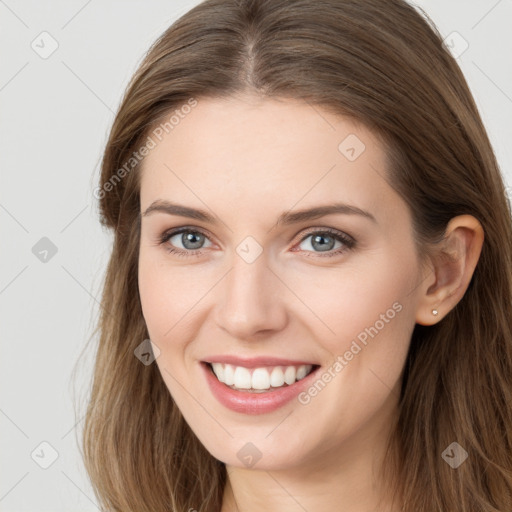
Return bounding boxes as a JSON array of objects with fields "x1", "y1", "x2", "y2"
[{"x1": 138, "y1": 94, "x2": 428, "y2": 471}]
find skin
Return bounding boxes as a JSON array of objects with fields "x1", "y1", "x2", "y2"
[{"x1": 137, "y1": 94, "x2": 484, "y2": 512}]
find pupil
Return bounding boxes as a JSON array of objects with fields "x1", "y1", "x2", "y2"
[
  {"x1": 183, "y1": 232, "x2": 203, "y2": 250},
  {"x1": 312, "y1": 234, "x2": 334, "y2": 252}
]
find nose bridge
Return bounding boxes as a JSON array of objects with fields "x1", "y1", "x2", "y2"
[{"x1": 214, "y1": 245, "x2": 287, "y2": 338}]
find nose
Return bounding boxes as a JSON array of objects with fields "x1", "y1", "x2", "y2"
[{"x1": 214, "y1": 250, "x2": 288, "y2": 340}]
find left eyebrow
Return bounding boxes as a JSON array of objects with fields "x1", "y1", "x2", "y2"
[
  {"x1": 141, "y1": 200, "x2": 377, "y2": 225},
  {"x1": 276, "y1": 202, "x2": 377, "y2": 225}
]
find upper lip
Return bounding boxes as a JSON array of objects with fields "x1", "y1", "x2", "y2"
[{"x1": 203, "y1": 355, "x2": 319, "y2": 368}]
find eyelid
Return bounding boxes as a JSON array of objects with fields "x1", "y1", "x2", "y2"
[
  {"x1": 158, "y1": 226, "x2": 215, "y2": 246},
  {"x1": 295, "y1": 226, "x2": 355, "y2": 245}
]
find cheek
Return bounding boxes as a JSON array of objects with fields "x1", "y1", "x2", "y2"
[
  {"x1": 138, "y1": 254, "x2": 201, "y2": 400},
  {"x1": 138, "y1": 250, "x2": 209, "y2": 342},
  {"x1": 138, "y1": 255, "x2": 170, "y2": 338},
  {"x1": 293, "y1": 256, "x2": 415, "y2": 340}
]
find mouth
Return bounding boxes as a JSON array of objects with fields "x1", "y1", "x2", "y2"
[{"x1": 204, "y1": 361, "x2": 320, "y2": 393}]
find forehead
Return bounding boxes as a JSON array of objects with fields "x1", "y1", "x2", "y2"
[{"x1": 139, "y1": 95, "x2": 392, "y2": 218}]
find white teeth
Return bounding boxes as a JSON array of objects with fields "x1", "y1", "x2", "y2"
[
  {"x1": 251, "y1": 368, "x2": 270, "y2": 390},
  {"x1": 210, "y1": 363, "x2": 314, "y2": 391},
  {"x1": 296, "y1": 364, "x2": 308, "y2": 380},
  {"x1": 224, "y1": 364, "x2": 235, "y2": 385},
  {"x1": 284, "y1": 366, "x2": 296, "y2": 385},
  {"x1": 270, "y1": 366, "x2": 285, "y2": 387},
  {"x1": 233, "y1": 366, "x2": 252, "y2": 389},
  {"x1": 211, "y1": 363, "x2": 224, "y2": 382}
]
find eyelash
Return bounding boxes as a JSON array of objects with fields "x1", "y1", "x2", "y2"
[{"x1": 157, "y1": 226, "x2": 356, "y2": 259}]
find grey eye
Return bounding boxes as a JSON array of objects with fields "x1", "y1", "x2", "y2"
[
  {"x1": 298, "y1": 233, "x2": 342, "y2": 253},
  {"x1": 169, "y1": 231, "x2": 212, "y2": 251}
]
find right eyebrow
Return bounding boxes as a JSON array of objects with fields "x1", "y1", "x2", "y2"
[{"x1": 142, "y1": 200, "x2": 216, "y2": 223}]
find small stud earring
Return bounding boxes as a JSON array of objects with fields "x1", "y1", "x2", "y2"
[{"x1": 432, "y1": 309, "x2": 439, "y2": 316}]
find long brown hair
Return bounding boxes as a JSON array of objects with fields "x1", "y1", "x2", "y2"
[{"x1": 79, "y1": 0, "x2": 512, "y2": 510}]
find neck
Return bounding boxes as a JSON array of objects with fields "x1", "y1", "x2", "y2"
[{"x1": 220, "y1": 397, "x2": 402, "y2": 512}]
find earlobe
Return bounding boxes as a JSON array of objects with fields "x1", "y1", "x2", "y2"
[{"x1": 415, "y1": 215, "x2": 484, "y2": 326}]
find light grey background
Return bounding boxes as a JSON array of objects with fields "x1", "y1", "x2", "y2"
[{"x1": 1, "y1": 1, "x2": 511, "y2": 510}]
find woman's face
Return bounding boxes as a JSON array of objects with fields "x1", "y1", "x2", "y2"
[{"x1": 138, "y1": 95, "x2": 427, "y2": 471}]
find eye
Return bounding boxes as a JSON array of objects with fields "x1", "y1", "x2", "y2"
[
  {"x1": 293, "y1": 228, "x2": 356, "y2": 257},
  {"x1": 159, "y1": 228, "x2": 213, "y2": 257}
]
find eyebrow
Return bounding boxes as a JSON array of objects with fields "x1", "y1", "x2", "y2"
[{"x1": 141, "y1": 199, "x2": 377, "y2": 225}]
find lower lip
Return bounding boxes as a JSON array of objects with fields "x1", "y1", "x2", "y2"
[{"x1": 201, "y1": 362, "x2": 320, "y2": 415}]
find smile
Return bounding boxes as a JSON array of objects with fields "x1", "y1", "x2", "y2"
[
  {"x1": 201, "y1": 359, "x2": 321, "y2": 415},
  {"x1": 208, "y1": 362, "x2": 316, "y2": 392}
]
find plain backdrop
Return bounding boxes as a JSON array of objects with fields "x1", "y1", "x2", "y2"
[{"x1": 1, "y1": 1, "x2": 511, "y2": 510}]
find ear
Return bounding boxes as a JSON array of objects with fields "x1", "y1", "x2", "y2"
[{"x1": 415, "y1": 215, "x2": 484, "y2": 326}]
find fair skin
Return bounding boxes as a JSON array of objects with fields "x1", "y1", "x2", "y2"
[{"x1": 137, "y1": 94, "x2": 484, "y2": 512}]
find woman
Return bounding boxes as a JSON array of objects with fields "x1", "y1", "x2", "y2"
[{"x1": 82, "y1": 0, "x2": 512, "y2": 510}]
